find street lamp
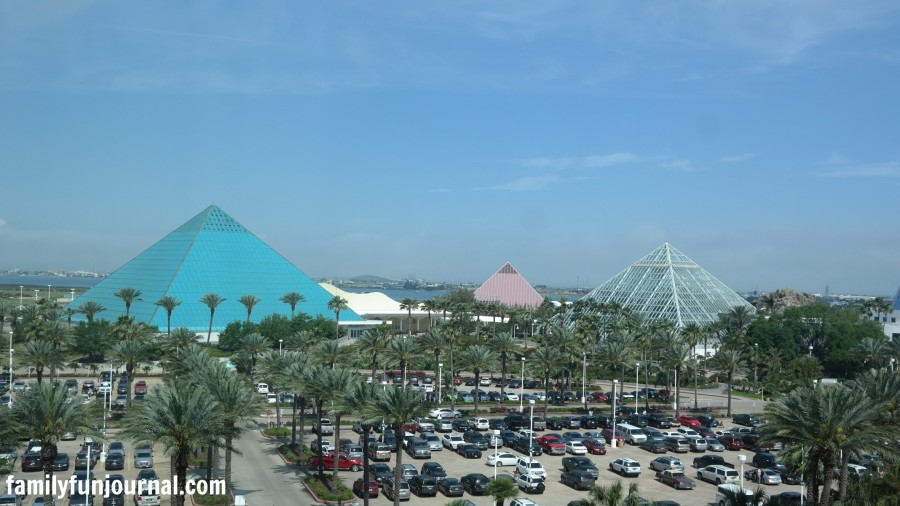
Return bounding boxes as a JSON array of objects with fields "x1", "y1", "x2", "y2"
[
  {"x1": 278, "y1": 339, "x2": 283, "y2": 355},
  {"x1": 738, "y1": 454, "x2": 747, "y2": 491},
  {"x1": 635, "y1": 362, "x2": 640, "y2": 413},
  {"x1": 611, "y1": 379, "x2": 618, "y2": 449},
  {"x1": 438, "y1": 362, "x2": 443, "y2": 404},
  {"x1": 7, "y1": 331, "x2": 12, "y2": 406},
  {"x1": 808, "y1": 345, "x2": 813, "y2": 358},
  {"x1": 47, "y1": 285, "x2": 52, "y2": 301},
  {"x1": 492, "y1": 429, "x2": 500, "y2": 479},
  {"x1": 34, "y1": 289, "x2": 39, "y2": 302},
  {"x1": 18, "y1": 286, "x2": 23, "y2": 310},
  {"x1": 528, "y1": 400, "x2": 535, "y2": 465},
  {"x1": 519, "y1": 356, "x2": 526, "y2": 413},
  {"x1": 581, "y1": 352, "x2": 587, "y2": 411},
  {"x1": 70, "y1": 289, "x2": 75, "y2": 301}
]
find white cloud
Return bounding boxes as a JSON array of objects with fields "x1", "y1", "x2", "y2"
[
  {"x1": 519, "y1": 152, "x2": 637, "y2": 170},
  {"x1": 658, "y1": 159, "x2": 695, "y2": 172},
  {"x1": 719, "y1": 153, "x2": 753, "y2": 163},
  {"x1": 817, "y1": 161, "x2": 900, "y2": 178},
  {"x1": 479, "y1": 175, "x2": 558, "y2": 191}
]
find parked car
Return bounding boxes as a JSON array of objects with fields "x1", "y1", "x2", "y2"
[
  {"x1": 460, "y1": 473, "x2": 490, "y2": 495},
  {"x1": 421, "y1": 462, "x2": 448, "y2": 482},
  {"x1": 697, "y1": 465, "x2": 740, "y2": 485},
  {"x1": 456, "y1": 444, "x2": 482, "y2": 459},
  {"x1": 515, "y1": 457, "x2": 546, "y2": 479},
  {"x1": 732, "y1": 414, "x2": 762, "y2": 427},
  {"x1": 103, "y1": 474, "x2": 126, "y2": 506},
  {"x1": 515, "y1": 474, "x2": 546, "y2": 494},
  {"x1": 560, "y1": 470, "x2": 596, "y2": 490},
  {"x1": 639, "y1": 440, "x2": 669, "y2": 454},
  {"x1": 486, "y1": 452, "x2": 519, "y2": 467},
  {"x1": 407, "y1": 475, "x2": 438, "y2": 497},
  {"x1": 705, "y1": 438, "x2": 726, "y2": 452},
  {"x1": 609, "y1": 457, "x2": 642, "y2": 477},
  {"x1": 583, "y1": 439, "x2": 607, "y2": 455},
  {"x1": 452, "y1": 419, "x2": 472, "y2": 432},
  {"x1": 510, "y1": 437, "x2": 542, "y2": 457},
  {"x1": 745, "y1": 468, "x2": 783, "y2": 485},
  {"x1": 664, "y1": 437, "x2": 691, "y2": 453},
  {"x1": 133, "y1": 449, "x2": 154, "y2": 468},
  {"x1": 536, "y1": 435, "x2": 566, "y2": 455},
  {"x1": 565, "y1": 440, "x2": 588, "y2": 455},
  {"x1": 367, "y1": 443, "x2": 391, "y2": 461},
  {"x1": 718, "y1": 434, "x2": 745, "y2": 451},
  {"x1": 104, "y1": 450, "x2": 125, "y2": 471},
  {"x1": 405, "y1": 438, "x2": 432, "y2": 459},
  {"x1": 650, "y1": 456, "x2": 685, "y2": 472},
  {"x1": 309, "y1": 452, "x2": 363, "y2": 471},
  {"x1": 462, "y1": 431, "x2": 489, "y2": 450},
  {"x1": 436, "y1": 477, "x2": 464, "y2": 497},
  {"x1": 353, "y1": 478, "x2": 380, "y2": 498},
  {"x1": 366, "y1": 463, "x2": 393, "y2": 484},
  {"x1": 562, "y1": 456, "x2": 599, "y2": 478},
  {"x1": 52, "y1": 453, "x2": 70, "y2": 471},
  {"x1": 657, "y1": 470, "x2": 696, "y2": 490},
  {"x1": 693, "y1": 454, "x2": 733, "y2": 469},
  {"x1": 442, "y1": 433, "x2": 464, "y2": 450},
  {"x1": 381, "y1": 477, "x2": 410, "y2": 502}
]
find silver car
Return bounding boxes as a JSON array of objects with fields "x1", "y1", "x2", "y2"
[
  {"x1": 382, "y1": 477, "x2": 410, "y2": 501},
  {"x1": 705, "y1": 438, "x2": 725, "y2": 452},
  {"x1": 134, "y1": 449, "x2": 154, "y2": 468}
]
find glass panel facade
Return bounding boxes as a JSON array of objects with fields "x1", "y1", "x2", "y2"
[
  {"x1": 580, "y1": 242, "x2": 754, "y2": 327},
  {"x1": 66, "y1": 206, "x2": 360, "y2": 331}
]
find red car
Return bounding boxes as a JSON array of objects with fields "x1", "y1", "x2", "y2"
[
  {"x1": 718, "y1": 435, "x2": 745, "y2": 451},
  {"x1": 583, "y1": 439, "x2": 607, "y2": 455},
  {"x1": 352, "y1": 478, "x2": 380, "y2": 498},
  {"x1": 134, "y1": 381, "x2": 148, "y2": 395},
  {"x1": 309, "y1": 452, "x2": 363, "y2": 471},
  {"x1": 600, "y1": 429, "x2": 625, "y2": 445},
  {"x1": 590, "y1": 392, "x2": 609, "y2": 402},
  {"x1": 453, "y1": 377, "x2": 463, "y2": 386},
  {"x1": 536, "y1": 436, "x2": 566, "y2": 455},
  {"x1": 677, "y1": 416, "x2": 701, "y2": 427}
]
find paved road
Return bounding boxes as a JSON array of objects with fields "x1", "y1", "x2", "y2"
[{"x1": 230, "y1": 421, "x2": 316, "y2": 506}]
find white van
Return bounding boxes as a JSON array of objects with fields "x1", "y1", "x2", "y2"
[
  {"x1": 715, "y1": 484, "x2": 758, "y2": 506},
  {"x1": 615, "y1": 423, "x2": 647, "y2": 445}
]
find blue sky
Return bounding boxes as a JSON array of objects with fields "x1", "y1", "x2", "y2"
[{"x1": 1, "y1": 1, "x2": 899, "y2": 295}]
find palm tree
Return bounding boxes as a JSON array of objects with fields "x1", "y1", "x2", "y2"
[
  {"x1": 489, "y1": 333, "x2": 519, "y2": 401},
  {"x1": 399, "y1": 298, "x2": 419, "y2": 337},
  {"x1": 385, "y1": 336, "x2": 417, "y2": 385},
  {"x1": 241, "y1": 332, "x2": 271, "y2": 381},
  {"x1": 530, "y1": 345, "x2": 561, "y2": 418},
  {"x1": 583, "y1": 481, "x2": 642, "y2": 506},
  {"x1": 339, "y1": 381, "x2": 377, "y2": 506},
  {"x1": 314, "y1": 339, "x2": 349, "y2": 370},
  {"x1": 239, "y1": 294, "x2": 262, "y2": 322},
  {"x1": 301, "y1": 365, "x2": 332, "y2": 482},
  {"x1": 712, "y1": 347, "x2": 743, "y2": 417},
  {"x1": 21, "y1": 339, "x2": 65, "y2": 385},
  {"x1": 0, "y1": 300, "x2": 13, "y2": 336},
  {"x1": 200, "y1": 293, "x2": 226, "y2": 345},
  {"x1": 325, "y1": 368, "x2": 358, "y2": 484},
  {"x1": 11, "y1": 383, "x2": 96, "y2": 506},
  {"x1": 120, "y1": 382, "x2": 227, "y2": 506},
  {"x1": 459, "y1": 345, "x2": 498, "y2": 415},
  {"x1": 110, "y1": 339, "x2": 149, "y2": 407},
  {"x1": 358, "y1": 325, "x2": 389, "y2": 382},
  {"x1": 664, "y1": 340, "x2": 692, "y2": 418},
  {"x1": 361, "y1": 386, "x2": 428, "y2": 506},
  {"x1": 421, "y1": 298, "x2": 437, "y2": 328},
  {"x1": 681, "y1": 323, "x2": 703, "y2": 409},
  {"x1": 165, "y1": 327, "x2": 199, "y2": 355},
  {"x1": 418, "y1": 328, "x2": 446, "y2": 388},
  {"x1": 77, "y1": 301, "x2": 105, "y2": 323},
  {"x1": 42, "y1": 320, "x2": 72, "y2": 348},
  {"x1": 485, "y1": 476, "x2": 519, "y2": 506},
  {"x1": 857, "y1": 337, "x2": 888, "y2": 369},
  {"x1": 114, "y1": 287, "x2": 142, "y2": 316},
  {"x1": 154, "y1": 295, "x2": 182, "y2": 335},
  {"x1": 280, "y1": 292, "x2": 306, "y2": 319},
  {"x1": 327, "y1": 296, "x2": 349, "y2": 341}
]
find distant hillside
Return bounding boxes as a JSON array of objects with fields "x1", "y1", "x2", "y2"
[{"x1": 349, "y1": 275, "x2": 398, "y2": 284}]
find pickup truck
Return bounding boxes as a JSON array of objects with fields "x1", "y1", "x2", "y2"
[
  {"x1": 314, "y1": 418, "x2": 335, "y2": 435},
  {"x1": 536, "y1": 436, "x2": 566, "y2": 455},
  {"x1": 697, "y1": 465, "x2": 740, "y2": 485},
  {"x1": 657, "y1": 470, "x2": 696, "y2": 490}
]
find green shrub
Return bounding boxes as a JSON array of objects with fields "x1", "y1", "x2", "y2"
[
  {"x1": 194, "y1": 493, "x2": 227, "y2": 506},
  {"x1": 263, "y1": 426, "x2": 290, "y2": 438},
  {"x1": 278, "y1": 444, "x2": 312, "y2": 464},
  {"x1": 305, "y1": 475, "x2": 353, "y2": 502}
]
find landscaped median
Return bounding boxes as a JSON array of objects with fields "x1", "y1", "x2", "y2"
[{"x1": 303, "y1": 475, "x2": 353, "y2": 504}]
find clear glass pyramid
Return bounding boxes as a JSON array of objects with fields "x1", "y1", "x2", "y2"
[
  {"x1": 66, "y1": 205, "x2": 361, "y2": 331},
  {"x1": 581, "y1": 242, "x2": 754, "y2": 327}
]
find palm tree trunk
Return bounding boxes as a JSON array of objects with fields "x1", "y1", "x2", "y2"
[
  {"x1": 726, "y1": 371, "x2": 734, "y2": 417},
  {"x1": 543, "y1": 371, "x2": 550, "y2": 418},
  {"x1": 176, "y1": 451, "x2": 189, "y2": 506},
  {"x1": 393, "y1": 422, "x2": 404, "y2": 506},
  {"x1": 838, "y1": 451, "x2": 850, "y2": 500},
  {"x1": 821, "y1": 458, "x2": 836, "y2": 506},
  {"x1": 316, "y1": 398, "x2": 325, "y2": 482},
  {"x1": 500, "y1": 355, "x2": 507, "y2": 401},
  {"x1": 474, "y1": 369, "x2": 481, "y2": 415},
  {"x1": 225, "y1": 436, "x2": 234, "y2": 506},
  {"x1": 207, "y1": 314, "x2": 214, "y2": 345},
  {"x1": 693, "y1": 365, "x2": 698, "y2": 410},
  {"x1": 290, "y1": 397, "x2": 298, "y2": 447},
  {"x1": 299, "y1": 397, "x2": 308, "y2": 448},
  {"x1": 361, "y1": 425, "x2": 373, "y2": 506},
  {"x1": 449, "y1": 339, "x2": 456, "y2": 412},
  {"x1": 333, "y1": 414, "x2": 343, "y2": 486},
  {"x1": 674, "y1": 367, "x2": 681, "y2": 419}
]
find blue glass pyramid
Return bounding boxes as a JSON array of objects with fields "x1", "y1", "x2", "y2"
[{"x1": 67, "y1": 205, "x2": 361, "y2": 331}]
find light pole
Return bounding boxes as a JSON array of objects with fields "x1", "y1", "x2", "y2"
[
  {"x1": 738, "y1": 454, "x2": 747, "y2": 491},
  {"x1": 635, "y1": 362, "x2": 640, "y2": 413},
  {"x1": 34, "y1": 289, "x2": 39, "y2": 303},
  {"x1": 438, "y1": 362, "x2": 443, "y2": 404},
  {"x1": 528, "y1": 400, "x2": 535, "y2": 465},
  {"x1": 70, "y1": 289, "x2": 75, "y2": 301},
  {"x1": 581, "y1": 352, "x2": 587, "y2": 411},
  {"x1": 47, "y1": 285, "x2": 52, "y2": 301},
  {"x1": 519, "y1": 356, "x2": 525, "y2": 413},
  {"x1": 673, "y1": 368, "x2": 678, "y2": 411},
  {"x1": 492, "y1": 429, "x2": 500, "y2": 479},
  {"x1": 7, "y1": 331, "x2": 12, "y2": 406},
  {"x1": 611, "y1": 379, "x2": 618, "y2": 449},
  {"x1": 18, "y1": 286, "x2": 23, "y2": 310},
  {"x1": 808, "y1": 345, "x2": 813, "y2": 358},
  {"x1": 278, "y1": 339, "x2": 283, "y2": 355}
]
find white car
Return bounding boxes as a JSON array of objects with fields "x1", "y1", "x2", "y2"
[
  {"x1": 677, "y1": 427, "x2": 700, "y2": 438},
  {"x1": 609, "y1": 457, "x2": 642, "y2": 477},
  {"x1": 510, "y1": 499, "x2": 538, "y2": 506},
  {"x1": 468, "y1": 417, "x2": 489, "y2": 431},
  {"x1": 565, "y1": 441, "x2": 587, "y2": 455},
  {"x1": 479, "y1": 377, "x2": 492, "y2": 386},
  {"x1": 516, "y1": 457, "x2": 546, "y2": 479},
  {"x1": 442, "y1": 433, "x2": 465, "y2": 450},
  {"x1": 505, "y1": 392, "x2": 520, "y2": 401},
  {"x1": 428, "y1": 407, "x2": 462, "y2": 419},
  {"x1": 265, "y1": 393, "x2": 278, "y2": 404},
  {"x1": 255, "y1": 383, "x2": 269, "y2": 394},
  {"x1": 486, "y1": 452, "x2": 519, "y2": 467}
]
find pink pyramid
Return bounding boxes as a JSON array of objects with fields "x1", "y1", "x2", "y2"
[{"x1": 474, "y1": 263, "x2": 544, "y2": 309}]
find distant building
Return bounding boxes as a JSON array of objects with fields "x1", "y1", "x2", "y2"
[
  {"x1": 474, "y1": 262, "x2": 544, "y2": 309},
  {"x1": 864, "y1": 286, "x2": 900, "y2": 340},
  {"x1": 580, "y1": 242, "x2": 755, "y2": 328},
  {"x1": 66, "y1": 205, "x2": 362, "y2": 341}
]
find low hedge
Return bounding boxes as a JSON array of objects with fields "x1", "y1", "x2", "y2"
[
  {"x1": 278, "y1": 443, "x2": 313, "y2": 465},
  {"x1": 262, "y1": 426, "x2": 291, "y2": 438},
  {"x1": 305, "y1": 475, "x2": 353, "y2": 502},
  {"x1": 193, "y1": 493, "x2": 227, "y2": 506}
]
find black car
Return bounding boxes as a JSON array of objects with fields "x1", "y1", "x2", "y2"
[
  {"x1": 579, "y1": 416, "x2": 600, "y2": 429},
  {"x1": 437, "y1": 477, "x2": 464, "y2": 497},
  {"x1": 733, "y1": 414, "x2": 762, "y2": 427},
  {"x1": 767, "y1": 464, "x2": 803, "y2": 485},
  {"x1": 562, "y1": 456, "x2": 599, "y2": 478},
  {"x1": 464, "y1": 377, "x2": 477, "y2": 386},
  {"x1": 693, "y1": 454, "x2": 729, "y2": 468},
  {"x1": 461, "y1": 473, "x2": 490, "y2": 495},
  {"x1": 503, "y1": 414, "x2": 528, "y2": 430},
  {"x1": 105, "y1": 450, "x2": 125, "y2": 470},
  {"x1": 367, "y1": 463, "x2": 393, "y2": 484},
  {"x1": 639, "y1": 440, "x2": 668, "y2": 454},
  {"x1": 452, "y1": 419, "x2": 472, "y2": 432},
  {"x1": 52, "y1": 453, "x2": 70, "y2": 471},
  {"x1": 507, "y1": 379, "x2": 522, "y2": 389},
  {"x1": 769, "y1": 492, "x2": 802, "y2": 506},
  {"x1": 463, "y1": 431, "x2": 489, "y2": 450},
  {"x1": 421, "y1": 462, "x2": 447, "y2": 481},
  {"x1": 456, "y1": 444, "x2": 482, "y2": 459},
  {"x1": 499, "y1": 430, "x2": 519, "y2": 446},
  {"x1": 562, "y1": 417, "x2": 582, "y2": 429},
  {"x1": 408, "y1": 475, "x2": 438, "y2": 497},
  {"x1": 545, "y1": 417, "x2": 565, "y2": 430},
  {"x1": 510, "y1": 437, "x2": 542, "y2": 457},
  {"x1": 627, "y1": 415, "x2": 649, "y2": 428},
  {"x1": 648, "y1": 414, "x2": 672, "y2": 429},
  {"x1": 74, "y1": 449, "x2": 95, "y2": 470},
  {"x1": 697, "y1": 415, "x2": 720, "y2": 428},
  {"x1": 103, "y1": 474, "x2": 126, "y2": 506},
  {"x1": 488, "y1": 419, "x2": 508, "y2": 430},
  {"x1": 752, "y1": 452, "x2": 777, "y2": 468},
  {"x1": 488, "y1": 392, "x2": 502, "y2": 402},
  {"x1": 137, "y1": 469, "x2": 158, "y2": 482}
]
